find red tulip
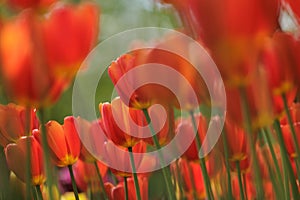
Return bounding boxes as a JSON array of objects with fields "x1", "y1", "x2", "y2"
[
  {"x1": 232, "y1": 173, "x2": 275, "y2": 199},
  {"x1": 103, "y1": 140, "x2": 147, "y2": 177},
  {"x1": 100, "y1": 96, "x2": 175, "y2": 148},
  {"x1": 226, "y1": 76, "x2": 295, "y2": 129},
  {"x1": 6, "y1": 0, "x2": 56, "y2": 10},
  {"x1": 224, "y1": 33, "x2": 298, "y2": 129},
  {"x1": 143, "y1": 34, "x2": 213, "y2": 110},
  {"x1": 42, "y1": 2, "x2": 99, "y2": 78},
  {"x1": 108, "y1": 53, "x2": 156, "y2": 109},
  {"x1": 5, "y1": 134, "x2": 44, "y2": 185},
  {"x1": 280, "y1": 103, "x2": 300, "y2": 158},
  {"x1": 0, "y1": 2, "x2": 100, "y2": 107},
  {"x1": 100, "y1": 97, "x2": 146, "y2": 147},
  {"x1": 105, "y1": 176, "x2": 148, "y2": 200},
  {"x1": 281, "y1": 124, "x2": 300, "y2": 158},
  {"x1": 176, "y1": 114, "x2": 208, "y2": 161},
  {"x1": 108, "y1": 32, "x2": 219, "y2": 110},
  {"x1": 281, "y1": 103, "x2": 300, "y2": 125},
  {"x1": 261, "y1": 32, "x2": 298, "y2": 95},
  {"x1": 80, "y1": 119, "x2": 107, "y2": 163},
  {"x1": 224, "y1": 118, "x2": 248, "y2": 163},
  {"x1": 177, "y1": 159, "x2": 205, "y2": 199},
  {"x1": 164, "y1": 0, "x2": 279, "y2": 87},
  {"x1": 224, "y1": 118, "x2": 251, "y2": 173},
  {"x1": 0, "y1": 10, "x2": 61, "y2": 107},
  {"x1": 169, "y1": 0, "x2": 279, "y2": 86},
  {"x1": 74, "y1": 159, "x2": 107, "y2": 192},
  {"x1": 142, "y1": 104, "x2": 175, "y2": 146},
  {"x1": 35, "y1": 116, "x2": 81, "y2": 167},
  {"x1": 0, "y1": 103, "x2": 38, "y2": 147}
]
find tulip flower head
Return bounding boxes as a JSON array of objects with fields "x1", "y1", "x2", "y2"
[
  {"x1": 0, "y1": 103, "x2": 38, "y2": 147},
  {"x1": 103, "y1": 140, "x2": 147, "y2": 177},
  {"x1": 176, "y1": 114, "x2": 209, "y2": 161},
  {"x1": 100, "y1": 97, "x2": 146, "y2": 148},
  {"x1": 36, "y1": 116, "x2": 81, "y2": 167},
  {"x1": 79, "y1": 119, "x2": 107, "y2": 163},
  {"x1": 6, "y1": 0, "x2": 56, "y2": 10},
  {"x1": 5, "y1": 134, "x2": 45, "y2": 185},
  {"x1": 105, "y1": 176, "x2": 148, "y2": 200},
  {"x1": 0, "y1": 2, "x2": 100, "y2": 107},
  {"x1": 74, "y1": 159, "x2": 107, "y2": 192},
  {"x1": 224, "y1": 118, "x2": 248, "y2": 163}
]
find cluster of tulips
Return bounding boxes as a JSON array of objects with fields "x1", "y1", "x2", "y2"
[{"x1": 1, "y1": 0, "x2": 300, "y2": 199}]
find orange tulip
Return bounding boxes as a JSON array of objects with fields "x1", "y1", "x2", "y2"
[
  {"x1": 177, "y1": 159, "x2": 205, "y2": 199},
  {"x1": 281, "y1": 124, "x2": 300, "y2": 158},
  {"x1": 142, "y1": 104, "x2": 175, "y2": 146},
  {"x1": 281, "y1": 103, "x2": 300, "y2": 126},
  {"x1": 108, "y1": 33, "x2": 217, "y2": 110},
  {"x1": 35, "y1": 116, "x2": 81, "y2": 167},
  {"x1": 105, "y1": 176, "x2": 148, "y2": 200},
  {"x1": 103, "y1": 140, "x2": 147, "y2": 177},
  {"x1": 42, "y1": 2, "x2": 99, "y2": 78},
  {"x1": 226, "y1": 76, "x2": 295, "y2": 129},
  {"x1": 6, "y1": 0, "x2": 56, "y2": 10},
  {"x1": 5, "y1": 134, "x2": 44, "y2": 185},
  {"x1": 108, "y1": 53, "x2": 156, "y2": 110},
  {"x1": 0, "y1": 2, "x2": 100, "y2": 107},
  {"x1": 108, "y1": 48, "x2": 186, "y2": 110},
  {"x1": 280, "y1": 103, "x2": 300, "y2": 160},
  {"x1": 100, "y1": 96, "x2": 174, "y2": 146},
  {"x1": 224, "y1": 118, "x2": 248, "y2": 163},
  {"x1": 261, "y1": 32, "x2": 298, "y2": 95},
  {"x1": 143, "y1": 34, "x2": 212, "y2": 110},
  {"x1": 74, "y1": 159, "x2": 107, "y2": 192},
  {"x1": 0, "y1": 103, "x2": 38, "y2": 147},
  {"x1": 164, "y1": 0, "x2": 279, "y2": 87},
  {"x1": 232, "y1": 173, "x2": 275, "y2": 199},
  {"x1": 79, "y1": 119, "x2": 107, "y2": 163},
  {"x1": 0, "y1": 10, "x2": 61, "y2": 107},
  {"x1": 100, "y1": 97, "x2": 146, "y2": 148},
  {"x1": 176, "y1": 114, "x2": 208, "y2": 161}
]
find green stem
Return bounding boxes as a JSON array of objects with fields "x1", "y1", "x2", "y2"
[
  {"x1": 261, "y1": 128, "x2": 285, "y2": 199},
  {"x1": 282, "y1": 93, "x2": 300, "y2": 179},
  {"x1": 32, "y1": 186, "x2": 38, "y2": 200},
  {"x1": 68, "y1": 165, "x2": 80, "y2": 200},
  {"x1": 189, "y1": 110, "x2": 214, "y2": 200},
  {"x1": 25, "y1": 107, "x2": 32, "y2": 200},
  {"x1": 279, "y1": 140, "x2": 291, "y2": 200},
  {"x1": 87, "y1": 182, "x2": 92, "y2": 200},
  {"x1": 39, "y1": 109, "x2": 54, "y2": 200},
  {"x1": 35, "y1": 185, "x2": 43, "y2": 200},
  {"x1": 124, "y1": 177, "x2": 129, "y2": 200},
  {"x1": 128, "y1": 147, "x2": 142, "y2": 200},
  {"x1": 221, "y1": 130, "x2": 234, "y2": 200},
  {"x1": 262, "y1": 128, "x2": 284, "y2": 184},
  {"x1": 295, "y1": 160, "x2": 300, "y2": 182},
  {"x1": 273, "y1": 119, "x2": 299, "y2": 199},
  {"x1": 239, "y1": 87, "x2": 263, "y2": 199},
  {"x1": 175, "y1": 160, "x2": 186, "y2": 200},
  {"x1": 242, "y1": 174, "x2": 248, "y2": 200},
  {"x1": 108, "y1": 169, "x2": 118, "y2": 185},
  {"x1": 236, "y1": 161, "x2": 245, "y2": 200},
  {"x1": 142, "y1": 108, "x2": 175, "y2": 199},
  {"x1": 187, "y1": 161, "x2": 198, "y2": 200},
  {"x1": 271, "y1": 124, "x2": 290, "y2": 200},
  {"x1": 93, "y1": 161, "x2": 108, "y2": 200}
]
